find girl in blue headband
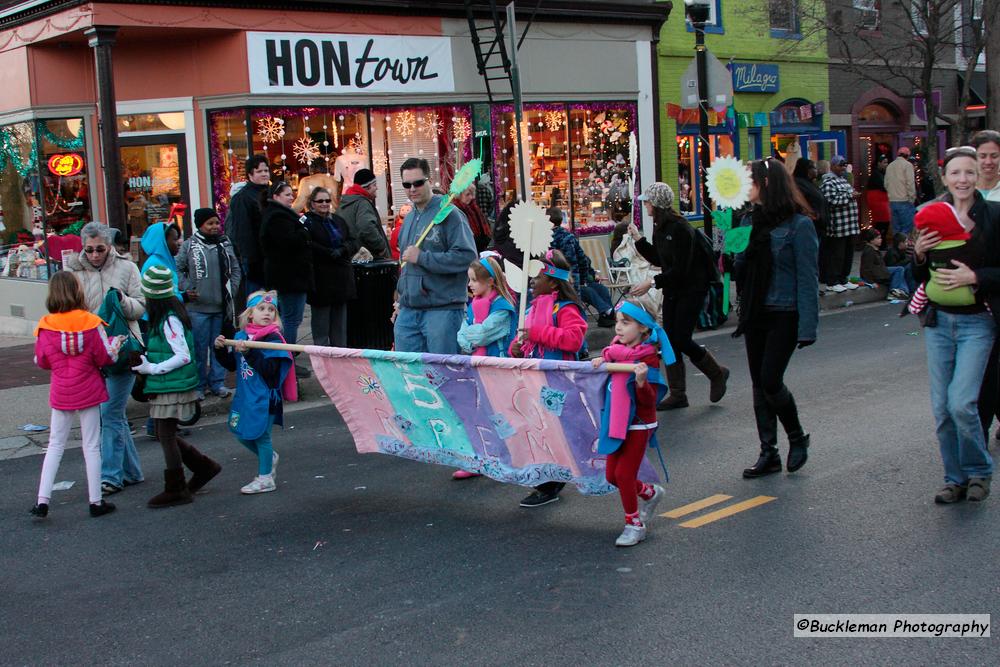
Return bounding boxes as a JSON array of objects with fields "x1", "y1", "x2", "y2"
[
  {"x1": 452, "y1": 256, "x2": 518, "y2": 480},
  {"x1": 594, "y1": 300, "x2": 675, "y2": 546}
]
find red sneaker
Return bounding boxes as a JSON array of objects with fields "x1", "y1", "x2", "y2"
[{"x1": 452, "y1": 470, "x2": 482, "y2": 480}]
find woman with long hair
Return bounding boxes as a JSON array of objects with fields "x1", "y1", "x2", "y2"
[
  {"x1": 912, "y1": 146, "x2": 1000, "y2": 503},
  {"x1": 735, "y1": 160, "x2": 819, "y2": 479},
  {"x1": 628, "y1": 182, "x2": 729, "y2": 410}
]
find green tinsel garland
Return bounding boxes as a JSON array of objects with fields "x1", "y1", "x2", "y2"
[
  {"x1": 0, "y1": 127, "x2": 38, "y2": 177},
  {"x1": 38, "y1": 121, "x2": 85, "y2": 151}
]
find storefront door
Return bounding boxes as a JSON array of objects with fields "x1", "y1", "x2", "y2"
[
  {"x1": 120, "y1": 134, "x2": 190, "y2": 239},
  {"x1": 799, "y1": 131, "x2": 846, "y2": 163}
]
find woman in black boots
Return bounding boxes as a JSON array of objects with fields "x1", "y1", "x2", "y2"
[
  {"x1": 628, "y1": 182, "x2": 729, "y2": 410},
  {"x1": 734, "y1": 160, "x2": 819, "y2": 478}
]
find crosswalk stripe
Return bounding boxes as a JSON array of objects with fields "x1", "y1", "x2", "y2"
[
  {"x1": 660, "y1": 494, "x2": 733, "y2": 519},
  {"x1": 678, "y1": 495, "x2": 777, "y2": 528}
]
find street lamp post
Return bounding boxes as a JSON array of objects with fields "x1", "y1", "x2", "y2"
[{"x1": 685, "y1": 0, "x2": 713, "y2": 238}]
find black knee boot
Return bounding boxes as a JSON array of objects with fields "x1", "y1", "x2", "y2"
[
  {"x1": 744, "y1": 389, "x2": 781, "y2": 478},
  {"x1": 766, "y1": 386, "x2": 809, "y2": 473}
]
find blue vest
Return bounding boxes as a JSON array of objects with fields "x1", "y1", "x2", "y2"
[
  {"x1": 227, "y1": 331, "x2": 292, "y2": 441},
  {"x1": 596, "y1": 366, "x2": 667, "y2": 455},
  {"x1": 524, "y1": 300, "x2": 587, "y2": 360},
  {"x1": 465, "y1": 295, "x2": 517, "y2": 357}
]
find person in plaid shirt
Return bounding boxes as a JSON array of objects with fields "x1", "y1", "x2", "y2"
[
  {"x1": 818, "y1": 155, "x2": 861, "y2": 293},
  {"x1": 475, "y1": 175, "x2": 495, "y2": 221},
  {"x1": 548, "y1": 209, "x2": 616, "y2": 327}
]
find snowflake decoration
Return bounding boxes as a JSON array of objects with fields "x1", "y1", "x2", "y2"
[
  {"x1": 394, "y1": 111, "x2": 416, "y2": 137},
  {"x1": 292, "y1": 137, "x2": 321, "y2": 165},
  {"x1": 544, "y1": 111, "x2": 566, "y2": 132},
  {"x1": 256, "y1": 116, "x2": 285, "y2": 143},
  {"x1": 418, "y1": 112, "x2": 444, "y2": 140},
  {"x1": 452, "y1": 116, "x2": 472, "y2": 143},
  {"x1": 358, "y1": 375, "x2": 385, "y2": 400},
  {"x1": 372, "y1": 150, "x2": 388, "y2": 176},
  {"x1": 348, "y1": 137, "x2": 366, "y2": 155},
  {"x1": 508, "y1": 120, "x2": 531, "y2": 142}
]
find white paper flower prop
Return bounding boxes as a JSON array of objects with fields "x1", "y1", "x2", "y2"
[
  {"x1": 503, "y1": 258, "x2": 545, "y2": 292},
  {"x1": 508, "y1": 199, "x2": 553, "y2": 258},
  {"x1": 706, "y1": 156, "x2": 751, "y2": 210}
]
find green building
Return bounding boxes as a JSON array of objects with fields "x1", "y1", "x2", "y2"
[{"x1": 656, "y1": 1, "x2": 839, "y2": 217}]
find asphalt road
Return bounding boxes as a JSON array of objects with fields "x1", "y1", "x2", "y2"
[{"x1": 1, "y1": 303, "x2": 997, "y2": 666}]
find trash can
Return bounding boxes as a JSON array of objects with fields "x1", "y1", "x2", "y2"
[{"x1": 347, "y1": 260, "x2": 398, "y2": 350}]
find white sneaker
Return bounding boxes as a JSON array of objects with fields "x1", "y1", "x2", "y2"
[
  {"x1": 211, "y1": 386, "x2": 233, "y2": 398},
  {"x1": 842, "y1": 282, "x2": 859, "y2": 290},
  {"x1": 241, "y1": 475, "x2": 276, "y2": 495},
  {"x1": 615, "y1": 522, "x2": 647, "y2": 547},
  {"x1": 638, "y1": 484, "x2": 665, "y2": 524},
  {"x1": 828, "y1": 284, "x2": 847, "y2": 293},
  {"x1": 271, "y1": 451, "x2": 279, "y2": 480},
  {"x1": 819, "y1": 283, "x2": 831, "y2": 292}
]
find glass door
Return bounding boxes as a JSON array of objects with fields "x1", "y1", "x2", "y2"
[{"x1": 120, "y1": 134, "x2": 190, "y2": 240}]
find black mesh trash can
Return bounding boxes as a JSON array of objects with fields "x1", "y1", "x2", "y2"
[{"x1": 347, "y1": 260, "x2": 398, "y2": 350}]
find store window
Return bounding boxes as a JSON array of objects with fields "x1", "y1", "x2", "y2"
[
  {"x1": 117, "y1": 113, "x2": 186, "y2": 134},
  {"x1": 1, "y1": 121, "x2": 43, "y2": 279},
  {"x1": 676, "y1": 132, "x2": 736, "y2": 215},
  {"x1": 208, "y1": 109, "x2": 251, "y2": 217},
  {"x1": 38, "y1": 119, "x2": 91, "y2": 235},
  {"x1": 121, "y1": 140, "x2": 188, "y2": 239},
  {"x1": 493, "y1": 102, "x2": 636, "y2": 232}
]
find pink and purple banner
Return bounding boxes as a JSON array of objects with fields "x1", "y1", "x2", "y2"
[{"x1": 306, "y1": 347, "x2": 660, "y2": 495}]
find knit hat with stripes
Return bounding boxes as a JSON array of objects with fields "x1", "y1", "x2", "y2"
[{"x1": 141, "y1": 265, "x2": 176, "y2": 300}]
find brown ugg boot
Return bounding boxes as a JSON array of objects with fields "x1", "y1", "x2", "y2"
[
  {"x1": 147, "y1": 469, "x2": 193, "y2": 508},
  {"x1": 181, "y1": 447, "x2": 222, "y2": 493},
  {"x1": 691, "y1": 348, "x2": 730, "y2": 403},
  {"x1": 657, "y1": 361, "x2": 689, "y2": 410}
]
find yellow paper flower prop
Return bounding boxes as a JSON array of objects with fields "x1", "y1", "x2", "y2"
[{"x1": 706, "y1": 156, "x2": 751, "y2": 210}]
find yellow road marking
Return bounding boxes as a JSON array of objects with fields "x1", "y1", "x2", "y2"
[
  {"x1": 678, "y1": 495, "x2": 777, "y2": 528},
  {"x1": 661, "y1": 494, "x2": 733, "y2": 519}
]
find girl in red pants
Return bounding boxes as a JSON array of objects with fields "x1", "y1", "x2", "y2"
[{"x1": 594, "y1": 301, "x2": 675, "y2": 546}]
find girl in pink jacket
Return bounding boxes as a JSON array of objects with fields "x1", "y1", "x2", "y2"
[{"x1": 30, "y1": 271, "x2": 123, "y2": 520}]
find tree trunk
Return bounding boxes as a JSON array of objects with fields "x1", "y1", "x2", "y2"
[{"x1": 987, "y1": 0, "x2": 1000, "y2": 130}]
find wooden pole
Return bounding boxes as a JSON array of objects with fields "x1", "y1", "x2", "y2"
[{"x1": 219, "y1": 339, "x2": 638, "y2": 373}]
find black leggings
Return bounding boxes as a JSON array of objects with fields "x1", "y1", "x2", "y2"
[
  {"x1": 979, "y1": 341, "x2": 1000, "y2": 438},
  {"x1": 744, "y1": 311, "x2": 803, "y2": 436},
  {"x1": 155, "y1": 418, "x2": 197, "y2": 470},
  {"x1": 662, "y1": 291, "x2": 708, "y2": 363}
]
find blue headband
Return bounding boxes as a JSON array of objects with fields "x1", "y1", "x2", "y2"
[
  {"x1": 247, "y1": 293, "x2": 277, "y2": 309},
  {"x1": 479, "y1": 258, "x2": 496, "y2": 279},
  {"x1": 616, "y1": 301, "x2": 677, "y2": 367},
  {"x1": 540, "y1": 263, "x2": 571, "y2": 282}
]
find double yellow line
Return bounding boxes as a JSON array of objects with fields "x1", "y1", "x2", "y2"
[{"x1": 661, "y1": 494, "x2": 777, "y2": 528}]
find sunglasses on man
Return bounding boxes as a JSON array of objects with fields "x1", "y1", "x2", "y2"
[{"x1": 402, "y1": 179, "x2": 427, "y2": 190}]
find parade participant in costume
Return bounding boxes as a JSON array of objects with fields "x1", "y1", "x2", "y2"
[
  {"x1": 453, "y1": 256, "x2": 518, "y2": 480},
  {"x1": 30, "y1": 271, "x2": 122, "y2": 520},
  {"x1": 735, "y1": 160, "x2": 819, "y2": 479},
  {"x1": 510, "y1": 249, "x2": 588, "y2": 507},
  {"x1": 132, "y1": 265, "x2": 222, "y2": 508},
  {"x1": 594, "y1": 301, "x2": 674, "y2": 547},
  {"x1": 214, "y1": 291, "x2": 296, "y2": 495}
]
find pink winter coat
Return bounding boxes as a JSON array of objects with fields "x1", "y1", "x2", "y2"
[{"x1": 34, "y1": 310, "x2": 115, "y2": 411}]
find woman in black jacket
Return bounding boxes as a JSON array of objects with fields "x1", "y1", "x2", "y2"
[
  {"x1": 628, "y1": 182, "x2": 729, "y2": 410},
  {"x1": 260, "y1": 181, "x2": 314, "y2": 353},
  {"x1": 304, "y1": 187, "x2": 359, "y2": 347}
]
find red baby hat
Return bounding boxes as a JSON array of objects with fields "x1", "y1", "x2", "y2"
[{"x1": 914, "y1": 202, "x2": 970, "y2": 242}]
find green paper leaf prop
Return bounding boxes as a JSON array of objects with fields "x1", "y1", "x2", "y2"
[
  {"x1": 712, "y1": 208, "x2": 733, "y2": 232},
  {"x1": 723, "y1": 226, "x2": 751, "y2": 254}
]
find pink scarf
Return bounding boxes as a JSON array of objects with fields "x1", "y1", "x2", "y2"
[
  {"x1": 470, "y1": 290, "x2": 496, "y2": 356},
  {"x1": 603, "y1": 340, "x2": 657, "y2": 440},
  {"x1": 520, "y1": 292, "x2": 557, "y2": 357},
  {"x1": 245, "y1": 323, "x2": 298, "y2": 402}
]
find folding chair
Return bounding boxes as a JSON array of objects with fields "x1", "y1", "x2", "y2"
[{"x1": 579, "y1": 235, "x2": 632, "y2": 309}]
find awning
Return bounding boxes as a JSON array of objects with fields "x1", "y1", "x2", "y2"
[{"x1": 958, "y1": 72, "x2": 987, "y2": 106}]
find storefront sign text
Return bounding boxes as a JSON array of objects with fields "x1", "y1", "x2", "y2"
[
  {"x1": 47, "y1": 153, "x2": 84, "y2": 177},
  {"x1": 731, "y1": 63, "x2": 780, "y2": 93},
  {"x1": 247, "y1": 32, "x2": 455, "y2": 94}
]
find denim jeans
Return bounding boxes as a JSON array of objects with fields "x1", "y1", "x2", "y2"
[
  {"x1": 189, "y1": 311, "x2": 227, "y2": 392},
  {"x1": 241, "y1": 258, "x2": 263, "y2": 297},
  {"x1": 887, "y1": 266, "x2": 909, "y2": 294},
  {"x1": 394, "y1": 307, "x2": 464, "y2": 354},
  {"x1": 890, "y1": 202, "x2": 916, "y2": 235},
  {"x1": 101, "y1": 371, "x2": 144, "y2": 487},
  {"x1": 580, "y1": 282, "x2": 613, "y2": 315},
  {"x1": 311, "y1": 303, "x2": 348, "y2": 347},
  {"x1": 924, "y1": 310, "x2": 996, "y2": 485},
  {"x1": 237, "y1": 414, "x2": 276, "y2": 476},
  {"x1": 277, "y1": 291, "x2": 307, "y2": 345}
]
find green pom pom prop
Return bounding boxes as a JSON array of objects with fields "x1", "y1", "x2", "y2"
[{"x1": 400, "y1": 159, "x2": 483, "y2": 269}]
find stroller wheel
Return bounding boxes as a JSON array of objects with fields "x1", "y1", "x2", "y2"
[{"x1": 178, "y1": 400, "x2": 202, "y2": 427}]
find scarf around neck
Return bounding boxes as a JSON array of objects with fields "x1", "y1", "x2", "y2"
[
  {"x1": 343, "y1": 184, "x2": 373, "y2": 199},
  {"x1": 470, "y1": 290, "x2": 497, "y2": 356},
  {"x1": 603, "y1": 341, "x2": 657, "y2": 440},
  {"x1": 734, "y1": 206, "x2": 776, "y2": 338}
]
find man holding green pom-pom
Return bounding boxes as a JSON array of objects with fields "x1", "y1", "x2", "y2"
[{"x1": 396, "y1": 157, "x2": 477, "y2": 354}]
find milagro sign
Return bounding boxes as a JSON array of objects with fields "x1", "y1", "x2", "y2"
[
  {"x1": 247, "y1": 32, "x2": 455, "y2": 94},
  {"x1": 730, "y1": 62, "x2": 780, "y2": 94}
]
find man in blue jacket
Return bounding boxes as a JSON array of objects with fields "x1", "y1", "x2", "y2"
[{"x1": 396, "y1": 158, "x2": 478, "y2": 354}]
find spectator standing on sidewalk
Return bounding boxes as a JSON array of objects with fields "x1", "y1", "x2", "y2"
[
  {"x1": 973, "y1": 130, "x2": 1000, "y2": 202},
  {"x1": 225, "y1": 155, "x2": 270, "y2": 300},
  {"x1": 176, "y1": 208, "x2": 240, "y2": 400},
  {"x1": 67, "y1": 222, "x2": 146, "y2": 497},
  {"x1": 885, "y1": 147, "x2": 917, "y2": 236},
  {"x1": 304, "y1": 187, "x2": 358, "y2": 348},
  {"x1": 339, "y1": 168, "x2": 390, "y2": 261},
  {"x1": 395, "y1": 158, "x2": 477, "y2": 354},
  {"x1": 819, "y1": 156, "x2": 861, "y2": 293}
]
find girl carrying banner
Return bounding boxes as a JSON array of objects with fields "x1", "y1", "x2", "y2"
[
  {"x1": 594, "y1": 301, "x2": 675, "y2": 546},
  {"x1": 214, "y1": 291, "x2": 296, "y2": 495},
  {"x1": 453, "y1": 255, "x2": 518, "y2": 480},
  {"x1": 509, "y1": 249, "x2": 589, "y2": 508}
]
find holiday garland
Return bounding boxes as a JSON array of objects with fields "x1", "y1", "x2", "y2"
[{"x1": 0, "y1": 120, "x2": 86, "y2": 177}]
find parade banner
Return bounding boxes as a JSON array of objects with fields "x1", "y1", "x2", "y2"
[{"x1": 305, "y1": 347, "x2": 660, "y2": 495}]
